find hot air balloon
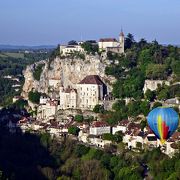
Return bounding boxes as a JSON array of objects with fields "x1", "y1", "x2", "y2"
[{"x1": 147, "y1": 107, "x2": 179, "y2": 144}]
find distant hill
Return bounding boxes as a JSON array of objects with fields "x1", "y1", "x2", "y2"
[{"x1": 0, "y1": 44, "x2": 56, "y2": 50}]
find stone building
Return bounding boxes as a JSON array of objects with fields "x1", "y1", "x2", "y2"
[
  {"x1": 59, "y1": 75, "x2": 106, "y2": 110},
  {"x1": 59, "y1": 86, "x2": 77, "y2": 109},
  {"x1": 76, "y1": 75, "x2": 105, "y2": 109},
  {"x1": 60, "y1": 45, "x2": 84, "y2": 55},
  {"x1": 89, "y1": 121, "x2": 111, "y2": 135},
  {"x1": 38, "y1": 100, "x2": 58, "y2": 120},
  {"x1": 143, "y1": 80, "x2": 170, "y2": 93},
  {"x1": 98, "y1": 31, "x2": 124, "y2": 54}
]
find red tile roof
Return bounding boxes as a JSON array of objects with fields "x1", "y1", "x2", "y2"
[
  {"x1": 167, "y1": 132, "x2": 180, "y2": 142},
  {"x1": 79, "y1": 75, "x2": 104, "y2": 85},
  {"x1": 99, "y1": 38, "x2": 117, "y2": 42},
  {"x1": 91, "y1": 121, "x2": 109, "y2": 127}
]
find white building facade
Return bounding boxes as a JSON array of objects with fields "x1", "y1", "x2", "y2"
[
  {"x1": 98, "y1": 31, "x2": 124, "y2": 54},
  {"x1": 76, "y1": 75, "x2": 104, "y2": 109},
  {"x1": 60, "y1": 45, "x2": 84, "y2": 55},
  {"x1": 59, "y1": 86, "x2": 77, "y2": 109},
  {"x1": 89, "y1": 121, "x2": 111, "y2": 135}
]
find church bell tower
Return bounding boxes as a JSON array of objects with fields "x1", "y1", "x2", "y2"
[{"x1": 119, "y1": 29, "x2": 124, "y2": 53}]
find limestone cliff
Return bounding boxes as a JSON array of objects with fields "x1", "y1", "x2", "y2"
[{"x1": 22, "y1": 55, "x2": 115, "y2": 99}]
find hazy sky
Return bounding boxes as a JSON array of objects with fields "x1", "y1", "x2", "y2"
[{"x1": 0, "y1": 0, "x2": 180, "y2": 45}]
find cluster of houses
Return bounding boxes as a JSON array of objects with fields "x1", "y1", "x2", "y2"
[
  {"x1": 59, "y1": 31, "x2": 125, "y2": 56},
  {"x1": 7, "y1": 113, "x2": 180, "y2": 157}
]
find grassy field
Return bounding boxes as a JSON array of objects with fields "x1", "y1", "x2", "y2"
[{"x1": 0, "y1": 52, "x2": 24, "y2": 59}]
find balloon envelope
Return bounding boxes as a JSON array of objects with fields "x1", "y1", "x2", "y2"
[{"x1": 147, "y1": 107, "x2": 179, "y2": 144}]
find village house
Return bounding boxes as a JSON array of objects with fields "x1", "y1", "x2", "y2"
[
  {"x1": 122, "y1": 122, "x2": 144, "y2": 149},
  {"x1": 89, "y1": 121, "x2": 111, "y2": 135},
  {"x1": 88, "y1": 135, "x2": 112, "y2": 148},
  {"x1": 112, "y1": 120, "x2": 129, "y2": 134},
  {"x1": 39, "y1": 95, "x2": 50, "y2": 105},
  {"x1": 38, "y1": 100, "x2": 58, "y2": 120},
  {"x1": 160, "y1": 132, "x2": 180, "y2": 157},
  {"x1": 78, "y1": 130, "x2": 89, "y2": 143},
  {"x1": 60, "y1": 44, "x2": 84, "y2": 56},
  {"x1": 98, "y1": 31, "x2": 124, "y2": 54},
  {"x1": 143, "y1": 80, "x2": 170, "y2": 93},
  {"x1": 143, "y1": 134, "x2": 158, "y2": 149},
  {"x1": 164, "y1": 97, "x2": 180, "y2": 110},
  {"x1": 59, "y1": 86, "x2": 77, "y2": 109}
]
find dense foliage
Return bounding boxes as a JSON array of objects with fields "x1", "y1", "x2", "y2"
[
  {"x1": 0, "y1": 124, "x2": 179, "y2": 180},
  {"x1": 0, "y1": 51, "x2": 51, "y2": 106},
  {"x1": 105, "y1": 36, "x2": 180, "y2": 100},
  {"x1": 81, "y1": 42, "x2": 99, "y2": 55},
  {"x1": 33, "y1": 63, "x2": 45, "y2": 81},
  {"x1": 28, "y1": 90, "x2": 41, "y2": 104}
]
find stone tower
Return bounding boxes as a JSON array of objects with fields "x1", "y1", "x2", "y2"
[{"x1": 119, "y1": 30, "x2": 125, "y2": 53}]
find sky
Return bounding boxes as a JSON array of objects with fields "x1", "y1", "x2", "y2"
[{"x1": 0, "y1": 0, "x2": 180, "y2": 45}]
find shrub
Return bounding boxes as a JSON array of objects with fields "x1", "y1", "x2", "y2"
[
  {"x1": 33, "y1": 64, "x2": 44, "y2": 81},
  {"x1": 28, "y1": 91, "x2": 41, "y2": 104}
]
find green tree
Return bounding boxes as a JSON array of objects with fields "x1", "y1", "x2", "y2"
[
  {"x1": 127, "y1": 101, "x2": 141, "y2": 117},
  {"x1": 28, "y1": 90, "x2": 41, "y2": 104},
  {"x1": 145, "y1": 89, "x2": 156, "y2": 102},
  {"x1": 102, "y1": 133, "x2": 115, "y2": 141},
  {"x1": 140, "y1": 100, "x2": 150, "y2": 116},
  {"x1": 81, "y1": 42, "x2": 98, "y2": 54},
  {"x1": 152, "y1": 102, "x2": 162, "y2": 109},
  {"x1": 33, "y1": 64, "x2": 45, "y2": 81},
  {"x1": 157, "y1": 88, "x2": 169, "y2": 100},
  {"x1": 74, "y1": 114, "x2": 84, "y2": 123},
  {"x1": 146, "y1": 64, "x2": 168, "y2": 80},
  {"x1": 125, "y1": 33, "x2": 135, "y2": 49},
  {"x1": 13, "y1": 99, "x2": 28, "y2": 109},
  {"x1": 93, "y1": 104, "x2": 104, "y2": 113},
  {"x1": 74, "y1": 144, "x2": 90, "y2": 157},
  {"x1": 140, "y1": 120, "x2": 147, "y2": 131},
  {"x1": 112, "y1": 100, "x2": 126, "y2": 111},
  {"x1": 68, "y1": 126, "x2": 80, "y2": 136}
]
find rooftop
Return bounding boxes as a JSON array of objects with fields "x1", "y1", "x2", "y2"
[
  {"x1": 78, "y1": 75, "x2": 104, "y2": 85},
  {"x1": 99, "y1": 38, "x2": 117, "y2": 42},
  {"x1": 91, "y1": 121, "x2": 109, "y2": 128}
]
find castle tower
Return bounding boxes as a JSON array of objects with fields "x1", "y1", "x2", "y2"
[{"x1": 119, "y1": 29, "x2": 125, "y2": 53}]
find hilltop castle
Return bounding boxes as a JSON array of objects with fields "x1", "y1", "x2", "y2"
[{"x1": 59, "y1": 31, "x2": 125, "y2": 55}]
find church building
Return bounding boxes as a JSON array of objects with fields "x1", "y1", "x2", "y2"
[{"x1": 98, "y1": 30, "x2": 125, "y2": 54}]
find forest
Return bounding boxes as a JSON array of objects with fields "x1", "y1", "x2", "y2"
[{"x1": 0, "y1": 125, "x2": 179, "y2": 180}]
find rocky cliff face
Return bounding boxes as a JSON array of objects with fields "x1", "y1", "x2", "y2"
[{"x1": 22, "y1": 55, "x2": 115, "y2": 99}]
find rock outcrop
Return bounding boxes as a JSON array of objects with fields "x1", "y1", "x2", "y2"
[{"x1": 22, "y1": 55, "x2": 115, "y2": 99}]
